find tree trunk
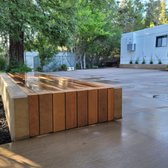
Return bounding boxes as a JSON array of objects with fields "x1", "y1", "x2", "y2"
[
  {"x1": 80, "y1": 55, "x2": 83, "y2": 69},
  {"x1": 9, "y1": 31, "x2": 24, "y2": 64},
  {"x1": 83, "y1": 53, "x2": 86, "y2": 69}
]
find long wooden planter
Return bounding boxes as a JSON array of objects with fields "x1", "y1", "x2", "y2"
[{"x1": 0, "y1": 73, "x2": 122, "y2": 141}]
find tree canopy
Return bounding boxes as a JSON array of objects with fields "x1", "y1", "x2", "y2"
[
  {"x1": 0, "y1": 0, "x2": 76, "y2": 64},
  {"x1": 0, "y1": 0, "x2": 168, "y2": 69}
]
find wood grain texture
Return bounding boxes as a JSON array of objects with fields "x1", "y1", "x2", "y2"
[
  {"x1": 39, "y1": 94, "x2": 53, "y2": 134},
  {"x1": 14, "y1": 97, "x2": 29, "y2": 140},
  {"x1": 77, "y1": 91, "x2": 88, "y2": 127},
  {"x1": 65, "y1": 92, "x2": 77, "y2": 129},
  {"x1": 88, "y1": 90, "x2": 98, "y2": 125},
  {"x1": 108, "y1": 88, "x2": 114, "y2": 121},
  {"x1": 53, "y1": 93, "x2": 65, "y2": 132},
  {"x1": 114, "y1": 88, "x2": 122, "y2": 119},
  {"x1": 28, "y1": 95, "x2": 39, "y2": 137},
  {"x1": 98, "y1": 89, "x2": 108, "y2": 122}
]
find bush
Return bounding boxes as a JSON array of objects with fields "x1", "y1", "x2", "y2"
[
  {"x1": 142, "y1": 58, "x2": 146, "y2": 64},
  {"x1": 0, "y1": 57, "x2": 7, "y2": 71},
  {"x1": 92, "y1": 65, "x2": 98, "y2": 69},
  {"x1": 129, "y1": 59, "x2": 133, "y2": 64},
  {"x1": 59, "y1": 64, "x2": 67, "y2": 71},
  {"x1": 86, "y1": 64, "x2": 92, "y2": 69},
  {"x1": 76, "y1": 63, "x2": 81, "y2": 69},
  {"x1": 36, "y1": 66, "x2": 43, "y2": 72},
  {"x1": 150, "y1": 57, "x2": 153, "y2": 64},
  {"x1": 6, "y1": 61, "x2": 32, "y2": 73},
  {"x1": 135, "y1": 58, "x2": 139, "y2": 64},
  {"x1": 158, "y1": 58, "x2": 162, "y2": 64}
]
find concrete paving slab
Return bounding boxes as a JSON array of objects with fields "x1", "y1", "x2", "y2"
[{"x1": 1, "y1": 68, "x2": 168, "y2": 168}]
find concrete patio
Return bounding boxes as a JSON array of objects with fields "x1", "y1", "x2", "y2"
[{"x1": 1, "y1": 68, "x2": 168, "y2": 168}]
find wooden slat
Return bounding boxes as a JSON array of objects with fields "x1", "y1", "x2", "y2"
[
  {"x1": 88, "y1": 90, "x2": 98, "y2": 125},
  {"x1": 108, "y1": 88, "x2": 114, "y2": 121},
  {"x1": 74, "y1": 80, "x2": 99, "y2": 87},
  {"x1": 77, "y1": 91, "x2": 88, "y2": 127},
  {"x1": 65, "y1": 92, "x2": 77, "y2": 129},
  {"x1": 28, "y1": 95, "x2": 39, "y2": 137},
  {"x1": 53, "y1": 93, "x2": 65, "y2": 132},
  {"x1": 98, "y1": 89, "x2": 108, "y2": 122},
  {"x1": 39, "y1": 94, "x2": 53, "y2": 134},
  {"x1": 114, "y1": 88, "x2": 122, "y2": 119}
]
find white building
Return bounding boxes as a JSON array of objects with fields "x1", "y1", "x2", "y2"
[
  {"x1": 43, "y1": 52, "x2": 76, "y2": 72},
  {"x1": 120, "y1": 24, "x2": 168, "y2": 64},
  {"x1": 25, "y1": 51, "x2": 76, "y2": 71},
  {"x1": 24, "y1": 51, "x2": 40, "y2": 70}
]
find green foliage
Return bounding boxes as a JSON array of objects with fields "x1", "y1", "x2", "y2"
[
  {"x1": 145, "y1": 0, "x2": 161, "y2": 27},
  {"x1": 76, "y1": 63, "x2": 81, "y2": 70},
  {"x1": 0, "y1": 0, "x2": 77, "y2": 63},
  {"x1": 0, "y1": 57, "x2": 7, "y2": 71},
  {"x1": 158, "y1": 58, "x2": 162, "y2": 64},
  {"x1": 129, "y1": 59, "x2": 133, "y2": 64},
  {"x1": 36, "y1": 66, "x2": 43, "y2": 72},
  {"x1": 59, "y1": 64, "x2": 67, "y2": 71},
  {"x1": 74, "y1": 0, "x2": 121, "y2": 67},
  {"x1": 150, "y1": 57, "x2": 153, "y2": 64},
  {"x1": 159, "y1": 0, "x2": 168, "y2": 24},
  {"x1": 6, "y1": 61, "x2": 31, "y2": 73},
  {"x1": 142, "y1": 57, "x2": 146, "y2": 64},
  {"x1": 135, "y1": 58, "x2": 139, "y2": 64},
  {"x1": 1, "y1": 0, "x2": 168, "y2": 68},
  {"x1": 117, "y1": 0, "x2": 145, "y2": 32}
]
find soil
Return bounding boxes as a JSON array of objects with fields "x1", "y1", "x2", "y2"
[{"x1": 0, "y1": 98, "x2": 11, "y2": 145}]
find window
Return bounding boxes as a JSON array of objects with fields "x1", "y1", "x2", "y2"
[
  {"x1": 156, "y1": 35, "x2": 167, "y2": 47},
  {"x1": 127, "y1": 43, "x2": 136, "y2": 51}
]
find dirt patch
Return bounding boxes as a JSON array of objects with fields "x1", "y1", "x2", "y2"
[{"x1": 0, "y1": 97, "x2": 11, "y2": 145}]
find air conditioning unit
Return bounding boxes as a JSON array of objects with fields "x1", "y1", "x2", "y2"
[{"x1": 127, "y1": 43, "x2": 136, "y2": 51}]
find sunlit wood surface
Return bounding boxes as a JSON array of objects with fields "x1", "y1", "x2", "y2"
[{"x1": 6, "y1": 72, "x2": 122, "y2": 138}]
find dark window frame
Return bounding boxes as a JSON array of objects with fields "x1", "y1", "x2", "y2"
[{"x1": 156, "y1": 35, "x2": 167, "y2": 47}]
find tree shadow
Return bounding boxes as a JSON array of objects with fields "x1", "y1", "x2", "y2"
[{"x1": 0, "y1": 147, "x2": 41, "y2": 168}]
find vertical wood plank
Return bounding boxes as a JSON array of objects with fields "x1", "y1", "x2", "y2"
[
  {"x1": 65, "y1": 92, "x2": 77, "y2": 129},
  {"x1": 108, "y1": 88, "x2": 114, "y2": 121},
  {"x1": 77, "y1": 91, "x2": 88, "y2": 127},
  {"x1": 88, "y1": 90, "x2": 98, "y2": 125},
  {"x1": 53, "y1": 93, "x2": 65, "y2": 132},
  {"x1": 114, "y1": 88, "x2": 122, "y2": 119},
  {"x1": 28, "y1": 95, "x2": 39, "y2": 137},
  {"x1": 98, "y1": 89, "x2": 108, "y2": 122},
  {"x1": 39, "y1": 94, "x2": 53, "y2": 134}
]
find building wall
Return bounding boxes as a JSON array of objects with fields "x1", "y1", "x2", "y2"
[
  {"x1": 24, "y1": 52, "x2": 40, "y2": 70},
  {"x1": 43, "y1": 52, "x2": 76, "y2": 72},
  {"x1": 25, "y1": 51, "x2": 76, "y2": 71},
  {"x1": 120, "y1": 24, "x2": 168, "y2": 64}
]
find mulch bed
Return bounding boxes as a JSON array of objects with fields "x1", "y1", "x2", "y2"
[{"x1": 0, "y1": 98, "x2": 11, "y2": 145}]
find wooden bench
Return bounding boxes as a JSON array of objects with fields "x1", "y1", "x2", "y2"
[{"x1": 0, "y1": 73, "x2": 122, "y2": 141}]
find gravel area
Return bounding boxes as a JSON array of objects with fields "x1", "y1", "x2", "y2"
[{"x1": 0, "y1": 97, "x2": 11, "y2": 145}]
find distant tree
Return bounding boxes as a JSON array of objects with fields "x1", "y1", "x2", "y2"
[
  {"x1": 145, "y1": 0, "x2": 161, "y2": 27},
  {"x1": 0, "y1": 0, "x2": 76, "y2": 64},
  {"x1": 74, "y1": 0, "x2": 120, "y2": 68},
  {"x1": 117, "y1": 0, "x2": 144, "y2": 33},
  {"x1": 133, "y1": 0, "x2": 145, "y2": 30},
  {"x1": 159, "y1": 0, "x2": 168, "y2": 24}
]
